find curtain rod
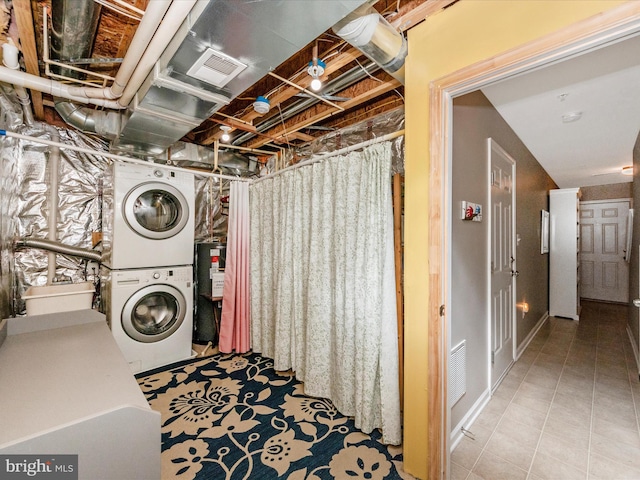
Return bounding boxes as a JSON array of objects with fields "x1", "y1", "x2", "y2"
[
  {"x1": 252, "y1": 129, "x2": 405, "y2": 184},
  {"x1": 0, "y1": 129, "x2": 252, "y2": 182}
]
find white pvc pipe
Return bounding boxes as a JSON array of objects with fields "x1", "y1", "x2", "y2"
[
  {"x1": 0, "y1": 0, "x2": 195, "y2": 110},
  {"x1": 0, "y1": 66, "x2": 124, "y2": 108},
  {"x1": 117, "y1": 0, "x2": 198, "y2": 107},
  {"x1": 46, "y1": 126, "x2": 60, "y2": 284},
  {"x1": 2, "y1": 43, "x2": 34, "y2": 125},
  {"x1": 3, "y1": 42, "x2": 61, "y2": 282},
  {"x1": 69, "y1": 0, "x2": 173, "y2": 100}
]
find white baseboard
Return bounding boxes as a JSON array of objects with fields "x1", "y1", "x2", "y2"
[
  {"x1": 450, "y1": 387, "x2": 491, "y2": 452},
  {"x1": 516, "y1": 311, "x2": 549, "y2": 360},
  {"x1": 449, "y1": 312, "x2": 549, "y2": 452},
  {"x1": 627, "y1": 323, "x2": 640, "y2": 378}
]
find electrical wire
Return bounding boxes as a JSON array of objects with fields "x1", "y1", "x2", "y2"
[
  {"x1": 354, "y1": 57, "x2": 383, "y2": 83},
  {"x1": 276, "y1": 103, "x2": 292, "y2": 147}
]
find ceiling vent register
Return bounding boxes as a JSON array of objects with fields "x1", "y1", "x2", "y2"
[{"x1": 187, "y1": 48, "x2": 247, "y2": 88}]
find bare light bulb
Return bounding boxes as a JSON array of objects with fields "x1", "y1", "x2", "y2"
[
  {"x1": 310, "y1": 77, "x2": 322, "y2": 91},
  {"x1": 307, "y1": 58, "x2": 325, "y2": 92},
  {"x1": 220, "y1": 126, "x2": 231, "y2": 142}
]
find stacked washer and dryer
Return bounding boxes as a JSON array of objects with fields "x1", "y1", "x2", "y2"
[{"x1": 101, "y1": 162, "x2": 195, "y2": 374}]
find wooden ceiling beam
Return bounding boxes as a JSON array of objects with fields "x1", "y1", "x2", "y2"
[
  {"x1": 391, "y1": 0, "x2": 459, "y2": 31},
  {"x1": 13, "y1": 0, "x2": 44, "y2": 120},
  {"x1": 245, "y1": 77, "x2": 401, "y2": 149}
]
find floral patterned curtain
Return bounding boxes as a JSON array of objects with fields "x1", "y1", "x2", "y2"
[{"x1": 250, "y1": 142, "x2": 401, "y2": 444}]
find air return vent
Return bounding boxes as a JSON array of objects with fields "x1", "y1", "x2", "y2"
[
  {"x1": 187, "y1": 48, "x2": 247, "y2": 88},
  {"x1": 450, "y1": 340, "x2": 466, "y2": 407}
]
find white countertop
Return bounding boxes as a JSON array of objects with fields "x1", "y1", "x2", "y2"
[{"x1": 0, "y1": 309, "x2": 150, "y2": 446}]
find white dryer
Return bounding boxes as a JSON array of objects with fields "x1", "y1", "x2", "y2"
[
  {"x1": 102, "y1": 265, "x2": 194, "y2": 374},
  {"x1": 103, "y1": 161, "x2": 195, "y2": 269}
]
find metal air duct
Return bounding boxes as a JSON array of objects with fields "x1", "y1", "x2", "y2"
[
  {"x1": 17, "y1": 0, "x2": 370, "y2": 158},
  {"x1": 50, "y1": 0, "x2": 102, "y2": 80},
  {"x1": 111, "y1": 0, "x2": 370, "y2": 156},
  {"x1": 332, "y1": 4, "x2": 407, "y2": 84}
]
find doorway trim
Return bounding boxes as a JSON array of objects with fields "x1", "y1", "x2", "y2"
[{"x1": 428, "y1": 4, "x2": 640, "y2": 479}]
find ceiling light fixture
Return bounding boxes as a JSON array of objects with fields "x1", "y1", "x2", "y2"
[
  {"x1": 253, "y1": 95, "x2": 270, "y2": 114},
  {"x1": 622, "y1": 165, "x2": 634, "y2": 176},
  {"x1": 307, "y1": 44, "x2": 325, "y2": 92},
  {"x1": 220, "y1": 125, "x2": 231, "y2": 142},
  {"x1": 562, "y1": 111, "x2": 583, "y2": 123}
]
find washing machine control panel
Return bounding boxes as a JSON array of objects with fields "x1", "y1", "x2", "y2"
[
  {"x1": 115, "y1": 162, "x2": 191, "y2": 186},
  {"x1": 114, "y1": 267, "x2": 192, "y2": 286}
]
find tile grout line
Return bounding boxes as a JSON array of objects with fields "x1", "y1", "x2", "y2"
[
  {"x1": 525, "y1": 317, "x2": 578, "y2": 480},
  {"x1": 465, "y1": 323, "x2": 551, "y2": 479},
  {"x1": 585, "y1": 311, "x2": 600, "y2": 479}
]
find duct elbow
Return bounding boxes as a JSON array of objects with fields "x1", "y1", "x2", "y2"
[
  {"x1": 54, "y1": 100, "x2": 121, "y2": 140},
  {"x1": 333, "y1": 6, "x2": 406, "y2": 84}
]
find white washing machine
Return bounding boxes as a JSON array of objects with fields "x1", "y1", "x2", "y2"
[
  {"x1": 103, "y1": 265, "x2": 194, "y2": 374},
  {"x1": 102, "y1": 161, "x2": 195, "y2": 269}
]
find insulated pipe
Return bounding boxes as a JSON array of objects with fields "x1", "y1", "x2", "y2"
[{"x1": 15, "y1": 238, "x2": 102, "y2": 262}]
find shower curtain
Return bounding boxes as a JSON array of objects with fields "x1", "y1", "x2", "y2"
[
  {"x1": 250, "y1": 141, "x2": 401, "y2": 444},
  {"x1": 218, "y1": 181, "x2": 251, "y2": 353}
]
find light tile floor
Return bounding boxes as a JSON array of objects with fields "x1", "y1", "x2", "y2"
[{"x1": 451, "y1": 300, "x2": 640, "y2": 480}]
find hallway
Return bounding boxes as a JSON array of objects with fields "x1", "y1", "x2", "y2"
[{"x1": 451, "y1": 300, "x2": 640, "y2": 479}]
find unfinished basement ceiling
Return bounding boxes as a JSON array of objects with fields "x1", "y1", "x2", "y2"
[
  {"x1": 9, "y1": 0, "x2": 632, "y2": 188},
  {"x1": 5, "y1": 0, "x2": 449, "y2": 162}
]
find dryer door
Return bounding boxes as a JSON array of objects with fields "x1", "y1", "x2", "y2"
[
  {"x1": 123, "y1": 181, "x2": 190, "y2": 240},
  {"x1": 122, "y1": 284, "x2": 187, "y2": 343}
]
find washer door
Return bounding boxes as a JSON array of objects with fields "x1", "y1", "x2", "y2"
[
  {"x1": 122, "y1": 284, "x2": 186, "y2": 343},
  {"x1": 123, "y1": 181, "x2": 189, "y2": 240}
]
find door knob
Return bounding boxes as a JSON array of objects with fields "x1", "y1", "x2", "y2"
[
  {"x1": 634, "y1": 299, "x2": 640, "y2": 308},
  {"x1": 511, "y1": 270, "x2": 519, "y2": 277}
]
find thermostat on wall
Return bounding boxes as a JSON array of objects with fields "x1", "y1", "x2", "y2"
[{"x1": 461, "y1": 201, "x2": 482, "y2": 222}]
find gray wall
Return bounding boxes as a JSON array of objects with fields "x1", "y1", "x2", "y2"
[
  {"x1": 451, "y1": 91, "x2": 557, "y2": 429},
  {"x1": 581, "y1": 182, "x2": 632, "y2": 201}
]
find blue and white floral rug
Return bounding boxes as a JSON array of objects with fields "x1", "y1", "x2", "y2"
[{"x1": 137, "y1": 352, "x2": 412, "y2": 480}]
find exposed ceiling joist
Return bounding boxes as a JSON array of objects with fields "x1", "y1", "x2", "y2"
[
  {"x1": 246, "y1": 76, "x2": 402, "y2": 149},
  {"x1": 13, "y1": 0, "x2": 43, "y2": 119},
  {"x1": 196, "y1": 47, "x2": 365, "y2": 145}
]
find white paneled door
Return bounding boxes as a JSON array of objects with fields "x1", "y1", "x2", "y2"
[
  {"x1": 489, "y1": 139, "x2": 516, "y2": 391},
  {"x1": 580, "y1": 199, "x2": 630, "y2": 304}
]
